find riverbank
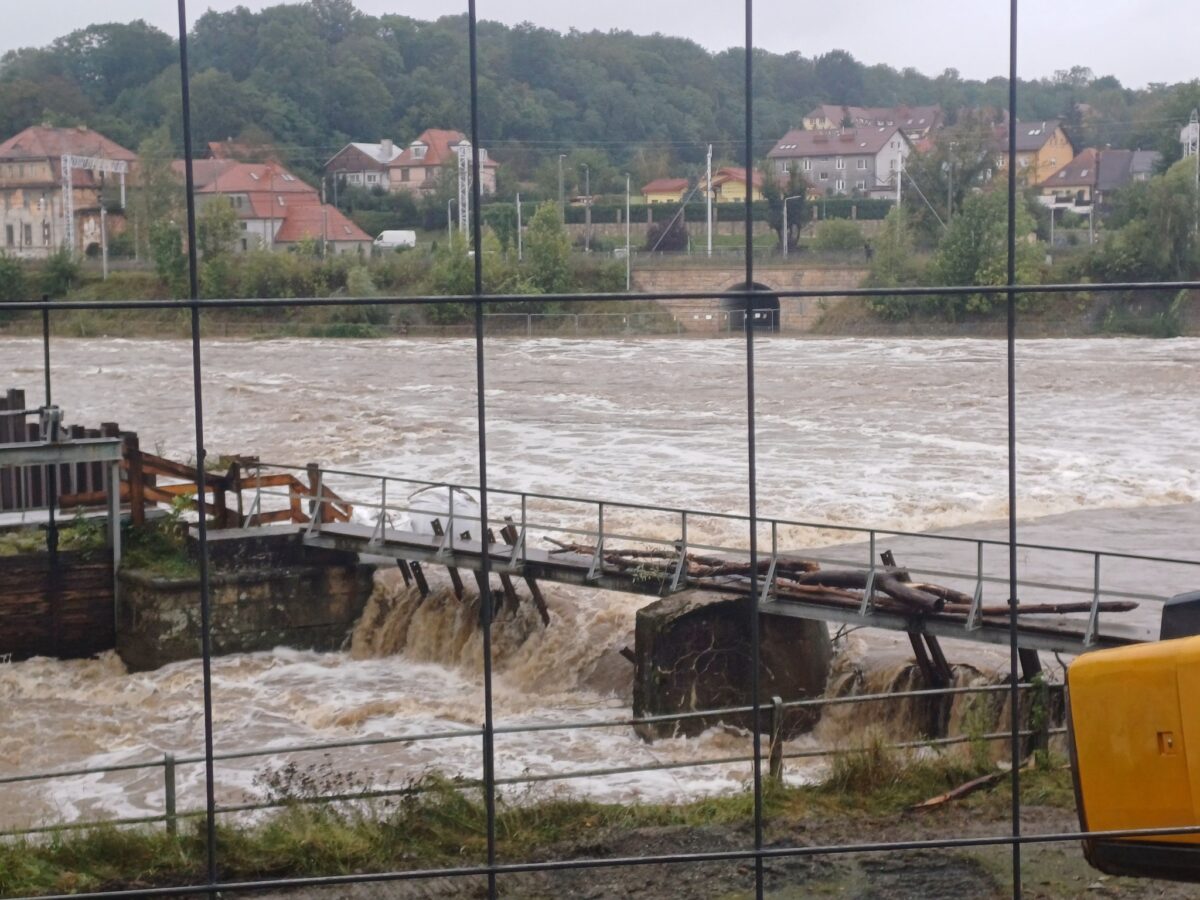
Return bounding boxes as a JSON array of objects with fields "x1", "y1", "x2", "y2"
[{"x1": 0, "y1": 758, "x2": 1191, "y2": 899}]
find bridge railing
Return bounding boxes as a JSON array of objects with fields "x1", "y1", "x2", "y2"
[{"x1": 237, "y1": 461, "x2": 1200, "y2": 650}]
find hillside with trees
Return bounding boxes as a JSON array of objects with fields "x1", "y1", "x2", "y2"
[{"x1": 2, "y1": 0, "x2": 1199, "y2": 194}]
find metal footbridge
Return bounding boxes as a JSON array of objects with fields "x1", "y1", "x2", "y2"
[{"x1": 228, "y1": 462, "x2": 1198, "y2": 657}]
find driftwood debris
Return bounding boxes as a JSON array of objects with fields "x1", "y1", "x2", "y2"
[{"x1": 545, "y1": 538, "x2": 1138, "y2": 626}]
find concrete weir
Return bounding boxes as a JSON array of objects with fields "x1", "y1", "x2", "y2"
[
  {"x1": 632, "y1": 592, "x2": 833, "y2": 740},
  {"x1": 116, "y1": 529, "x2": 374, "y2": 671}
]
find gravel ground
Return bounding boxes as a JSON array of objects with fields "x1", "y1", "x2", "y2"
[{"x1": 236, "y1": 805, "x2": 1197, "y2": 899}]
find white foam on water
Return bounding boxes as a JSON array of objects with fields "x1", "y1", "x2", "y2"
[{"x1": 2, "y1": 335, "x2": 1199, "y2": 826}]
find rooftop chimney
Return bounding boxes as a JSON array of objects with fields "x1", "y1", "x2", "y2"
[{"x1": 381, "y1": 139, "x2": 394, "y2": 159}]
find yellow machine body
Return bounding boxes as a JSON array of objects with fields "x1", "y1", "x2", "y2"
[{"x1": 1068, "y1": 635, "x2": 1200, "y2": 880}]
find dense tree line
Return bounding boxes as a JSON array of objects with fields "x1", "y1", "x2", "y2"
[{"x1": 3, "y1": 0, "x2": 1199, "y2": 194}]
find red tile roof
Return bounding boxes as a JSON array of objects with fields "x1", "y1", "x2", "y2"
[
  {"x1": 806, "y1": 104, "x2": 942, "y2": 132},
  {"x1": 641, "y1": 177, "x2": 689, "y2": 195},
  {"x1": 195, "y1": 161, "x2": 318, "y2": 196},
  {"x1": 388, "y1": 128, "x2": 498, "y2": 170},
  {"x1": 171, "y1": 159, "x2": 238, "y2": 190},
  {"x1": 274, "y1": 201, "x2": 370, "y2": 244},
  {"x1": 0, "y1": 125, "x2": 136, "y2": 162},
  {"x1": 709, "y1": 166, "x2": 764, "y2": 189}
]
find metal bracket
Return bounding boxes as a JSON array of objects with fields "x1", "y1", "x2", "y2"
[
  {"x1": 759, "y1": 553, "x2": 778, "y2": 605},
  {"x1": 669, "y1": 514, "x2": 689, "y2": 593},
  {"x1": 966, "y1": 542, "x2": 984, "y2": 631},
  {"x1": 509, "y1": 525, "x2": 527, "y2": 566},
  {"x1": 586, "y1": 541, "x2": 604, "y2": 581},
  {"x1": 966, "y1": 579, "x2": 984, "y2": 631},
  {"x1": 1083, "y1": 554, "x2": 1101, "y2": 647},
  {"x1": 858, "y1": 569, "x2": 876, "y2": 617}
]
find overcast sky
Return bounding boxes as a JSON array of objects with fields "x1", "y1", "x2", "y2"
[{"x1": 1, "y1": 0, "x2": 1193, "y2": 88}]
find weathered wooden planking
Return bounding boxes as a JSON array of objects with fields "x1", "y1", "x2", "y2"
[{"x1": 0, "y1": 551, "x2": 115, "y2": 660}]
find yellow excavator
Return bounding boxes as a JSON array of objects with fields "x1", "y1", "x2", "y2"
[{"x1": 1068, "y1": 590, "x2": 1200, "y2": 880}]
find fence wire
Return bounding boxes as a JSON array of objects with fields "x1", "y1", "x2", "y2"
[{"x1": 6, "y1": 0, "x2": 1200, "y2": 898}]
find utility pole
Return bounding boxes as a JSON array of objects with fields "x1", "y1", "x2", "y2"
[
  {"x1": 447, "y1": 199, "x2": 453, "y2": 245},
  {"x1": 100, "y1": 204, "x2": 108, "y2": 280},
  {"x1": 1190, "y1": 110, "x2": 1199, "y2": 236},
  {"x1": 583, "y1": 163, "x2": 591, "y2": 252},
  {"x1": 896, "y1": 154, "x2": 903, "y2": 209},
  {"x1": 706, "y1": 143, "x2": 713, "y2": 257},
  {"x1": 516, "y1": 192, "x2": 523, "y2": 262},
  {"x1": 947, "y1": 141, "x2": 957, "y2": 225},
  {"x1": 625, "y1": 173, "x2": 631, "y2": 290},
  {"x1": 558, "y1": 153, "x2": 566, "y2": 221}
]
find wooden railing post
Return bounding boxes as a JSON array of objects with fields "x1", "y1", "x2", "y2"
[
  {"x1": 124, "y1": 433, "x2": 145, "y2": 526},
  {"x1": 306, "y1": 462, "x2": 320, "y2": 523},
  {"x1": 769, "y1": 695, "x2": 785, "y2": 784}
]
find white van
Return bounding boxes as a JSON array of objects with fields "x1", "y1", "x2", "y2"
[{"x1": 374, "y1": 230, "x2": 417, "y2": 250}]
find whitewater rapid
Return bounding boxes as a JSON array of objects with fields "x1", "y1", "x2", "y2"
[{"x1": 1, "y1": 335, "x2": 1197, "y2": 828}]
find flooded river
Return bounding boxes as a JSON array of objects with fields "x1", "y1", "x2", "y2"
[{"x1": 1, "y1": 335, "x2": 1197, "y2": 829}]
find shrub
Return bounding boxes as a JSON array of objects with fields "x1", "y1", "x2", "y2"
[{"x1": 813, "y1": 219, "x2": 864, "y2": 252}]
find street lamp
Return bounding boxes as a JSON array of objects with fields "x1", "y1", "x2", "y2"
[{"x1": 781, "y1": 194, "x2": 805, "y2": 260}]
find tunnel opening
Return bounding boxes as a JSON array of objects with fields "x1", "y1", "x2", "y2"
[{"x1": 721, "y1": 282, "x2": 781, "y2": 332}]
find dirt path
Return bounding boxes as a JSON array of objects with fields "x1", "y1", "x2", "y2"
[{"x1": 239, "y1": 805, "x2": 1195, "y2": 899}]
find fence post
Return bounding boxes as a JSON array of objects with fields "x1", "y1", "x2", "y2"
[
  {"x1": 163, "y1": 753, "x2": 177, "y2": 836},
  {"x1": 769, "y1": 695, "x2": 784, "y2": 784}
]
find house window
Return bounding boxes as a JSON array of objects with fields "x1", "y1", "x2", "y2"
[
  {"x1": 4, "y1": 225, "x2": 12, "y2": 246},
  {"x1": 856, "y1": 180, "x2": 866, "y2": 190},
  {"x1": 23, "y1": 224, "x2": 32, "y2": 245},
  {"x1": 42, "y1": 222, "x2": 50, "y2": 244},
  {"x1": 835, "y1": 179, "x2": 846, "y2": 191},
  {"x1": 241, "y1": 238, "x2": 248, "y2": 251},
  {"x1": 411, "y1": 143, "x2": 427, "y2": 160},
  {"x1": 890, "y1": 159, "x2": 897, "y2": 170},
  {"x1": 857, "y1": 159, "x2": 867, "y2": 170},
  {"x1": 835, "y1": 157, "x2": 845, "y2": 169},
  {"x1": 401, "y1": 169, "x2": 410, "y2": 182},
  {"x1": 819, "y1": 171, "x2": 828, "y2": 181},
  {"x1": 367, "y1": 173, "x2": 378, "y2": 183},
  {"x1": 801, "y1": 159, "x2": 812, "y2": 171}
]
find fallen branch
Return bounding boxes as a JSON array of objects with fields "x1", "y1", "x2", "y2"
[{"x1": 909, "y1": 771, "x2": 1007, "y2": 811}]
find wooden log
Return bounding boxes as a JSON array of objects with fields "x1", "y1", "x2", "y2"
[
  {"x1": 396, "y1": 559, "x2": 413, "y2": 587},
  {"x1": 502, "y1": 518, "x2": 550, "y2": 626}
]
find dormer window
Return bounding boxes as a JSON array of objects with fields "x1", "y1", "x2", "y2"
[{"x1": 411, "y1": 142, "x2": 426, "y2": 160}]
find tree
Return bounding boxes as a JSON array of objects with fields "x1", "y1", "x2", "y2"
[
  {"x1": 525, "y1": 202, "x2": 572, "y2": 293},
  {"x1": 0, "y1": 254, "x2": 29, "y2": 303},
  {"x1": 132, "y1": 127, "x2": 180, "y2": 259},
  {"x1": 762, "y1": 166, "x2": 809, "y2": 252},
  {"x1": 149, "y1": 223, "x2": 187, "y2": 298},
  {"x1": 865, "y1": 207, "x2": 925, "y2": 319},
  {"x1": 197, "y1": 197, "x2": 239, "y2": 260},
  {"x1": 930, "y1": 187, "x2": 1040, "y2": 316},
  {"x1": 645, "y1": 212, "x2": 689, "y2": 253},
  {"x1": 900, "y1": 112, "x2": 997, "y2": 243},
  {"x1": 1088, "y1": 159, "x2": 1199, "y2": 282}
]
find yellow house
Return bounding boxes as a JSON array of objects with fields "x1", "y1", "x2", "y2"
[
  {"x1": 992, "y1": 120, "x2": 1075, "y2": 185},
  {"x1": 641, "y1": 177, "x2": 689, "y2": 204},
  {"x1": 701, "y1": 167, "x2": 765, "y2": 203}
]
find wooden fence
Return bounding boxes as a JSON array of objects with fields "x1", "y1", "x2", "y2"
[{"x1": 2, "y1": 386, "x2": 351, "y2": 528}]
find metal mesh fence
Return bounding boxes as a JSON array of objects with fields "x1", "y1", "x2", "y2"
[{"x1": 6, "y1": 0, "x2": 1200, "y2": 898}]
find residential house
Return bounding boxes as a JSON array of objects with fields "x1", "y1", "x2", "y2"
[
  {"x1": 767, "y1": 125, "x2": 911, "y2": 198},
  {"x1": 323, "y1": 140, "x2": 403, "y2": 193},
  {"x1": 0, "y1": 124, "x2": 136, "y2": 259},
  {"x1": 990, "y1": 120, "x2": 1074, "y2": 185},
  {"x1": 192, "y1": 161, "x2": 369, "y2": 254},
  {"x1": 205, "y1": 139, "x2": 279, "y2": 163},
  {"x1": 641, "y1": 177, "x2": 689, "y2": 204},
  {"x1": 1039, "y1": 147, "x2": 1162, "y2": 212},
  {"x1": 701, "y1": 167, "x2": 764, "y2": 203},
  {"x1": 386, "y1": 129, "x2": 498, "y2": 196},
  {"x1": 802, "y1": 105, "x2": 943, "y2": 140},
  {"x1": 1037, "y1": 147, "x2": 1099, "y2": 210}
]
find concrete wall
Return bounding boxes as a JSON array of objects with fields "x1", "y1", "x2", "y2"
[{"x1": 116, "y1": 530, "x2": 374, "y2": 671}]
